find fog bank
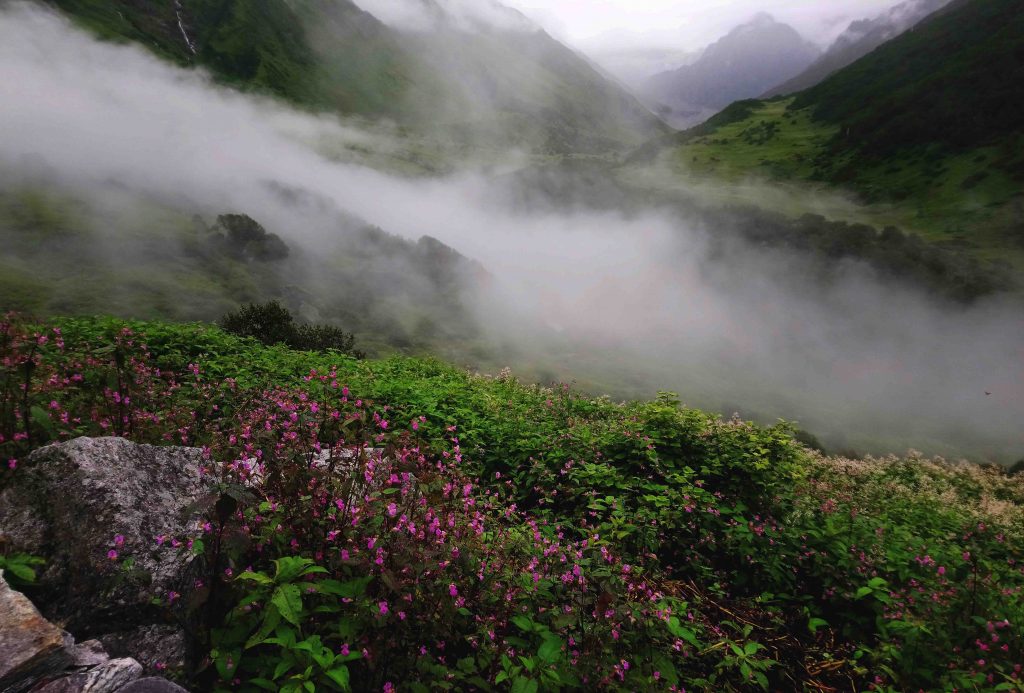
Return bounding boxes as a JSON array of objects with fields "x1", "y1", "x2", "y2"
[{"x1": 1, "y1": 4, "x2": 1021, "y2": 462}]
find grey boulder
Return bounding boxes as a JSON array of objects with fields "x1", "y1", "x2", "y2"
[{"x1": 0, "y1": 437, "x2": 207, "y2": 673}]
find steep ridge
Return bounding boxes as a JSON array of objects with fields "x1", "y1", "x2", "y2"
[
  {"x1": 647, "y1": 0, "x2": 1024, "y2": 258},
  {"x1": 764, "y1": 0, "x2": 954, "y2": 97},
  {"x1": 792, "y1": 0, "x2": 1024, "y2": 161},
  {"x1": 50, "y1": 0, "x2": 666, "y2": 153}
]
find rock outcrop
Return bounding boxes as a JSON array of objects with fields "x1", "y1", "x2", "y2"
[
  {"x1": 1, "y1": 571, "x2": 188, "y2": 693},
  {"x1": 0, "y1": 572, "x2": 69, "y2": 691},
  {"x1": 0, "y1": 438, "x2": 208, "y2": 675}
]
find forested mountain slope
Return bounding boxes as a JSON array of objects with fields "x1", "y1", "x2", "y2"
[
  {"x1": 763, "y1": 0, "x2": 953, "y2": 97},
  {"x1": 51, "y1": 0, "x2": 666, "y2": 153}
]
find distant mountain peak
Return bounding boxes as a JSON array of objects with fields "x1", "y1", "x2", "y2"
[{"x1": 643, "y1": 15, "x2": 818, "y2": 127}]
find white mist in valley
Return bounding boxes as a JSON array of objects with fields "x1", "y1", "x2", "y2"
[{"x1": 1, "y1": 3, "x2": 1021, "y2": 461}]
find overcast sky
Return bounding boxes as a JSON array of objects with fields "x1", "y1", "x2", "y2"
[{"x1": 504, "y1": 0, "x2": 906, "y2": 51}]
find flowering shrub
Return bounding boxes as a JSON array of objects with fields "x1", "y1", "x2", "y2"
[{"x1": 2, "y1": 313, "x2": 1022, "y2": 691}]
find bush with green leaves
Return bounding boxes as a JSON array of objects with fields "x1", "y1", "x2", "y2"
[
  {"x1": 220, "y1": 301, "x2": 363, "y2": 358},
  {"x1": 2, "y1": 314, "x2": 1022, "y2": 691}
]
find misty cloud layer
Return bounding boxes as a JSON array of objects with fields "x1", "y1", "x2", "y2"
[
  {"x1": 353, "y1": 0, "x2": 535, "y2": 33},
  {"x1": 509, "y1": 0, "x2": 909, "y2": 50},
  {"x1": 1, "y1": 4, "x2": 1021, "y2": 462}
]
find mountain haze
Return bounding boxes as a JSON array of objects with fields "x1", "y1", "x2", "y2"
[
  {"x1": 53, "y1": 0, "x2": 666, "y2": 154},
  {"x1": 764, "y1": 0, "x2": 955, "y2": 97},
  {"x1": 643, "y1": 13, "x2": 819, "y2": 128},
  {"x1": 3, "y1": 0, "x2": 1023, "y2": 462}
]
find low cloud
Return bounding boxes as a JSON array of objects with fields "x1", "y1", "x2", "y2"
[
  {"x1": 352, "y1": 0, "x2": 535, "y2": 33},
  {"x1": 1, "y1": 3, "x2": 1021, "y2": 462}
]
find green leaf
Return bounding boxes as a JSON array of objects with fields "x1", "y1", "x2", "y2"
[
  {"x1": 245, "y1": 607, "x2": 282, "y2": 649},
  {"x1": 4, "y1": 562, "x2": 37, "y2": 584},
  {"x1": 273, "y1": 656, "x2": 294, "y2": 681},
  {"x1": 30, "y1": 405, "x2": 56, "y2": 436},
  {"x1": 510, "y1": 677, "x2": 538, "y2": 693},
  {"x1": 316, "y1": 577, "x2": 371, "y2": 598},
  {"x1": 311, "y1": 646, "x2": 334, "y2": 669},
  {"x1": 237, "y1": 570, "x2": 273, "y2": 585},
  {"x1": 272, "y1": 584, "x2": 304, "y2": 626},
  {"x1": 667, "y1": 618, "x2": 700, "y2": 647},
  {"x1": 744, "y1": 642, "x2": 761, "y2": 656},
  {"x1": 653, "y1": 656, "x2": 679, "y2": 686},
  {"x1": 325, "y1": 667, "x2": 350, "y2": 692},
  {"x1": 854, "y1": 586, "x2": 873, "y2": 600},
  {"x1": 274, "y1": 556, "x2": 322, "y2": 583},
  {"x1": 807, "y1": 618, "x2": 828, "y2": 634},
  {"x1": 511, "y1": 615, "x2": 534, "y2": 633},
  {"x1": 537, "y1": 636, "x2": 562, "y2": 664}
]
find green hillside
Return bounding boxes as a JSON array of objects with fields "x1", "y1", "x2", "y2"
[
  {"x1": 50, "y1": 0, "x2": 665, "y2": 153},
  {"x1": 51, "y1": 0, "x2": 418, "y2": 116},
  {"x1": 646, "y1": 0, "x2": 1024, "y2": 264},
  {"x1": 792, "y1": 0, "x2": 1024, "y2": 162},
  {"x1": 3, "y1": 314, "x2": 1023, "y2": 690}
]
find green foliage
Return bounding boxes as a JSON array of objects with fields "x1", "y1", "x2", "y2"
[
  {"x1": 187, "y1": 0, "x2": 322, "y2": 106},
  {"x1": 211, "y1": 214, "x2": 290, "y2": 262},
  {"x1": 793, "y1": 0, "x2": 1024, "y2": 161},
  {"x1": 2, "y1": 314, "x2": 1022, "y2": 691},
  {"x1": 51, "y1": 0, "x2": 662, "y2": 153},
  {"x1": 220, "y1": 301, "x2": 363, "y2": 357},
  {"x1": 702, "y1": 205, "x2": 1013, "y2": 302},
  {"x1": 656, "y1": 0, "x2": 1024, "y2": 272},
  {"x1": 0, "y1": 552, "x2": 45, "y2": 589}
]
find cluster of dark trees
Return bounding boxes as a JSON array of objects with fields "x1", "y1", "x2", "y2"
[
  {"x1": 221, "y1": 300, "x2": 365, "y2": 358},
  {"x1": 190, "y1": 214, "x2": 291, "y2": 263}
]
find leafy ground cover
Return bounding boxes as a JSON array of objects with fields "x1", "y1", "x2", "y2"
[{"x1": 2, "y1": 314, "x2": 1023, "y2": 691}]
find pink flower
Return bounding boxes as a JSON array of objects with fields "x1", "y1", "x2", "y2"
[
  {"x1": 937, "y1": 566, "x2": 946, "y2": 576},
  {"x1": 114, "y1": 535, "x2": 125, "y2": 547},
  {"x1": 340, "y1": 644, "x2": 350, "y2": 656},
  {"x1": 387, "y1": 503, "x2": 398, "y2": 518},
  {"x1": 7, "y1": 459, "x2": 16, "y2": 470},
  {"x1": 449, "y1": 584, "x2": 458, "y2": 597},
  {"x1": 107, "y1": 550, "x2": 118, "y2": 560},
  {"x1": 378, "y1": 601, "x2": 389, "y2": 615}
]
